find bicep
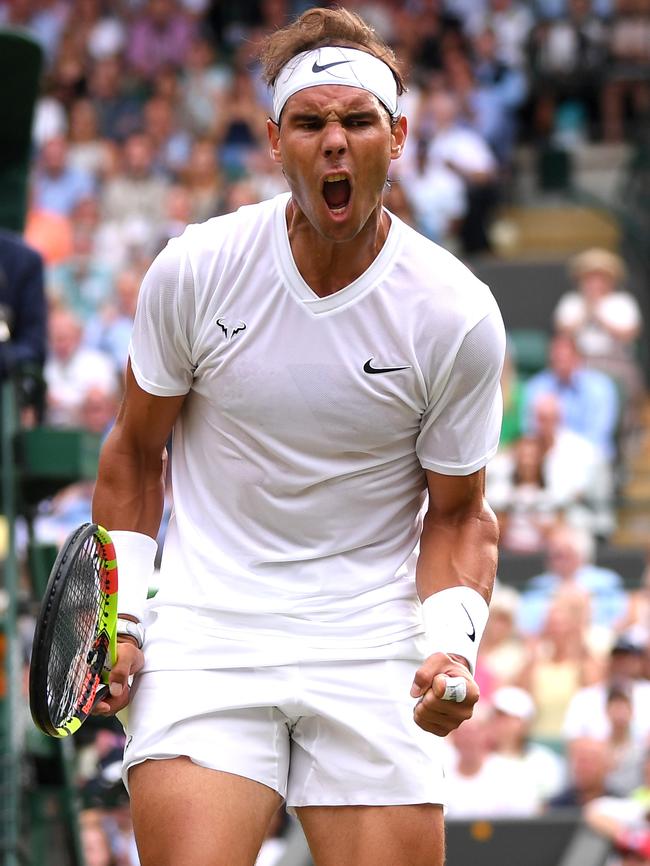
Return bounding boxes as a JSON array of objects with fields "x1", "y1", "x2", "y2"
[
  {"x1": 424, "y1": 467, "x2": 486, "y2": 520},
  {"x1": 110, "y1": 361, "x2": 186, "y2": 458}
]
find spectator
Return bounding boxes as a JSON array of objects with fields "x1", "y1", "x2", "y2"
[
  {"x1": 245, "y1": 147, "x2": 289, "y2": 203},
  {"x1": 382, "y1": 180, "x2": 417, "y2": 229},
  {"x1": 488, "y1": 433, "x2": 557, "y2": 552},
  {"x1": 517, "y1": 522, "x2": 628, "y2": 636},
  {"x1": 400, "y1": 88, "x2": 499, "y2": 253},
  {"x1": 0, "y1": 0, "x2": 70, "y2": 66},
  {"x1": 527, "y1": 0, "x2": 607, "y2": 141},
  {"x1": 429, "y1": 88, "x2": 500, "y2": 254},
  {"x1": 219, "y1": 177, "x2": 263, "y2": 214},
  {"x1": 523, "y1": 332, "x2": 620, "y2": 461},
  {"x1": 24, "y1": 192, "x2": 74, "y2": 267},
  {"x1": 461, "y1": 28, "x2": 528, "y2": 164},
  {"x1": 0, "y1": 232, "x2": 47, "y2": 389},
  {"x1": 47, "y1": 222, "x2": 114, "y2": 323},
  {"x1": 398, "y1": 134, "x2": 466, "y2": 245},
  {"x1": 563, "y1": 633, "x2": 650, "y2": 745},
  {"x1": 180, "y1": 138, "x2": 225, "y2": 223},
  {"x1": 528, "y1": 392, "x2": 615, "y2": 536},
  {"x1": 212, "y1": 66, "x2": 270, "y2": 179},
  {"x1": 488, "y1": 685, "x2": 567, "y2": 805},
  {"x1": 44, "y1": 306, "x2": 118, "y2": 427},
  {"x1": 472, "y1": 0, "x2": 535, "y2": 68},
  {"x1": 553, "y1": 247, "x2": 645, "y2": 443},
  {"x1": 66, "y1": 98, "x2": 114, "y2": 181},
  {"x1": 101, "y1": 133, "x2": 171, "y2": 240},
  {"x1": 79, "y1": 811, "x2": 118, "y2": 866},
  {"x1": 84, "y1": 268, "x2": 141, "y2": 375},
  {"x1": 585, "y1": 750, "x2": 650, "y2": 865},
  {"x1": 478, "y1": 583, "x2": 527, "y2": 690},
  {"x1": 142, "y1": 95, "x2": 193, "y2": 179},
  {"x1": 157, "y1": 184, "x2": 193, "y2": 250},
  {"x1": 601, "y1": 0, "x2": 650, "y2": 142},
  {"x1": 444, "y1": 711, "x2": 541, "y2": 817},
  {"x1": 87, "y1": 55, "x2": 143, "y2": 144},
  {"x1": 548, "y1": 737, "x2": 614, "y2": 808},
  {"x1": 586, "y1": 798, "x2": 650, "y2": 866},
  {"x1": 126, "y1": 0, "x2": 196, "y2": 80},
  {"x1": 604, "y1": 683, "x2": 646, "y2": 797},
  {"x1": 521, "y1": 595, "x2": 604, "y2": 740},
  {"x1": 179, "y1": 34, "x2": 232, "y2": 136},
  {"x1": 31, "y1": 135, "x2": 95, "y2": 218},
  {"x1": 0, "y1": 232, "x2": 48, "y2": 429}
]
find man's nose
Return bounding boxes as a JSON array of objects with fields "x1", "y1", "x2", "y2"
[{"x1": 322, "y1": 123, "x2": 347, "y2": 157}]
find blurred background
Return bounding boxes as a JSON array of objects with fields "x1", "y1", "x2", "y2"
[{"x1": 0, "y1": 0, "x2": 648, "y2": 864}]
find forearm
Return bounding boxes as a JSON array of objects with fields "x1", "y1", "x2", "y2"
[
  {"x1": 416, "y1": 498, "x2": 499, "y2": 604},
  {"x1": 92, "y1": 425, "x2": 166, "y2": 540}
]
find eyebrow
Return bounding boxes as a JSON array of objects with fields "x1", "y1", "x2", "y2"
[{"x1": 286, "y1": 108, "x2": 380, "y2": 123}]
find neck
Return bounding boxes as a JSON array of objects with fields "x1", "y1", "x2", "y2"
[{"x1": 285, "y1": 198, "x2": 390, "y2": 298}]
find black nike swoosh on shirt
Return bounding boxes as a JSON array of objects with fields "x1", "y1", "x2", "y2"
[
  {"x1": 311, "y1": 59, "x2": 351, "y2": 73},
  {"x1": 363, "y1": 358, "x2": 412, "y2": 374},
  {"x1": 461, "y1": 603, "x2": 476, "y2": 642}
]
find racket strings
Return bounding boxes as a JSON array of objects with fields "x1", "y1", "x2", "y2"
[{"x1": 46, "y1": 536, "x2": 106, "y2": 726}]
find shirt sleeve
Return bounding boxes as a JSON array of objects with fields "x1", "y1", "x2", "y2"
[
  {"x1": 416, "y1": 305, "x2": 506, "y2": 475},
  {"x1": 129, "y1": 235, "x2": 196, "y2": 396}
]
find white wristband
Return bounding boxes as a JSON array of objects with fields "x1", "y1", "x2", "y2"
[
  {"x1": 108, "y1": 530, "x2": 157, "y2": 622},
  {"x1": 421, "y1": 586, "x2": 489, "y2": 676}
]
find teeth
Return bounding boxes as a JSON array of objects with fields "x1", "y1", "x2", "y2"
[{"x1": 324, "y1": 174, "x2": 347, "y2": 183}]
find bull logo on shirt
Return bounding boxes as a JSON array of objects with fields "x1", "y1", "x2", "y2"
[{"x1": 216, "y1": 317, "x2": 247, "y2": 340}]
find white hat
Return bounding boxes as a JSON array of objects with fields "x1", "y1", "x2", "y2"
[{"x1": 492, "y1": 686, "x2": 536, "y2": 722}]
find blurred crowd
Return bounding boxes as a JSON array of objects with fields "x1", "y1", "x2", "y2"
[{"x1": 0, "y1": 0, "x2": 648, "y2": 864}]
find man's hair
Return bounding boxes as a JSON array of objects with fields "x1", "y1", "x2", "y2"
[{"x1": 259, "y1": 6, "x2": 406, "y2": 96}]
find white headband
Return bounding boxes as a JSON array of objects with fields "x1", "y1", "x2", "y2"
[{"x1": 272, "y1": 46, "x2": 400, "y2": 123}]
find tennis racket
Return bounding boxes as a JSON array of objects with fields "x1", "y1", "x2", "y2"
[{"x1": 29, "y1": 523, "x2": 118, "y2": 737}]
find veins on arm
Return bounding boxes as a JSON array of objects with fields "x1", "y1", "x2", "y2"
[{"x1": 416, "y1": 467, "x2": 499, "y2": 605}]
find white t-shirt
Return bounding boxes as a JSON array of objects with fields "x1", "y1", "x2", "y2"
[
  {"x1": 444, "y1": 753, "x2": 540, "y2": 818},
  {"x1": 130, "y1": 193, "x2": 505, "y2": 670},
  {"x1": 553, "y1": 290, "x2": 642, "y2": 358},
  {"x1": 563, "y1": 681, "x2": 650, "y2": 743},
  {"x1": 45, "y1": 347, "x2": 119, "y2": 426}
]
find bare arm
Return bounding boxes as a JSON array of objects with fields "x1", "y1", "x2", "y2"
[
  {"x1": 416, "y1": 467, "x2": 498, "y2": 605},
  {"x1": 91, "y1": 361, "x2": 185, "y2": 716},
  {"x1": 411, "y1": 467, "x2": 499, "y2": 735},
  {"x1": 92, "y1": 361, "x2": 186, "y2": 535}
]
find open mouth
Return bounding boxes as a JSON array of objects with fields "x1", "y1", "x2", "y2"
[{"x1": 322, "y1": 174, "x2": 351, "y2": 212}]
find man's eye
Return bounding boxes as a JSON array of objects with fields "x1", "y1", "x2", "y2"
[{"x1": 347, "y1": 119, "x2": 371, "y2": 127}]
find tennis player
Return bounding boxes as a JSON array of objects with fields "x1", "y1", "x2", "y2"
[{"x1": 92, "y1": 8, "x2": 505, "y2": 866}]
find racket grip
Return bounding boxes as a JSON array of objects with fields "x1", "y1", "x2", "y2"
[{"x1": 441, "y1": 676, "x2": 467, "y2": 703}]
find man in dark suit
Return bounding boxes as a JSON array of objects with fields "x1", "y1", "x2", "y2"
[{"x1": 0, "y1": 230, "x2": 47, "y2": 424}]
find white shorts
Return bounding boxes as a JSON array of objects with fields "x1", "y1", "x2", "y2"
[{"x1": 122, "y1": 658, "x2": 446, "y2": 810}]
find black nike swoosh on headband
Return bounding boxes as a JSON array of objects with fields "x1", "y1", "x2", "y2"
[{"x1": 311, "y1": 60, "x2": 351, "y2": 73}]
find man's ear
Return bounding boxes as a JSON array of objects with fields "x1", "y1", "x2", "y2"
[
  {"x1": 267, "y1": 118, "x2": 282, "y2": 164},
  {"x1": 390, "y1": 115, "x2": 407, "y2": 160}
]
